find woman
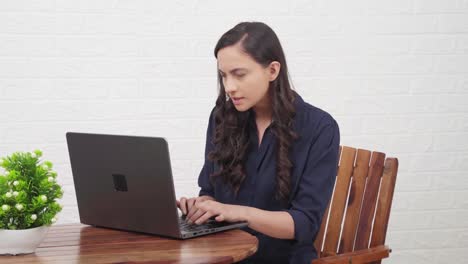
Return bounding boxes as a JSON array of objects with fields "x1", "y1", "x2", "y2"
[{"x1": 177, "y1": 22, "x2": 340, "y2": 264}]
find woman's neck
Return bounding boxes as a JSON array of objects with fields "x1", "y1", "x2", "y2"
[{"x1": 252, "y1": 96, "x2": 273, "y2": 124}]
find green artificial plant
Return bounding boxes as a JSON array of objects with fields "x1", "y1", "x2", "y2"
[{"x1": 0, "y1": 150, "x2": 63, "y2": 230}]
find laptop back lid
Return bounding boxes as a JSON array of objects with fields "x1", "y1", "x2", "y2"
[{"x1": 66, "y1": 132, "x2": 181, "y2": 238}]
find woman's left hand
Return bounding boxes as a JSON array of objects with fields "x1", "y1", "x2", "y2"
[{"x1": 192, "y1": 200, "x2": 247, "y2": 225}]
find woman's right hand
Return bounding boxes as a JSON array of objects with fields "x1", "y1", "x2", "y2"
[{"x1": 176, "y1": 195, "x2": 215, "y2": 223}]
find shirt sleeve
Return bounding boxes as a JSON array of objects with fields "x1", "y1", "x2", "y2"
[
  {"x1": 285, "y1": 116, "x2": 340, "y2": 246},
  {"x1": 198, "y1": 107, "x2": 216, "y2": 198}
]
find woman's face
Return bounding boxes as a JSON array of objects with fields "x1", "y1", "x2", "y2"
[{"x1": 217, "y1": 43, "x2": 280, "y2": 112}]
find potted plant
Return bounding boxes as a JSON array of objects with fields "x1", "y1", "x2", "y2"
[{"x1": 0, "y1": 150, "x2": 63, "y2": 255}]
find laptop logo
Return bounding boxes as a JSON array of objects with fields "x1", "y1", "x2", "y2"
[{"x1": 112, "y1": 174, "x2": 128, "y2": 192}]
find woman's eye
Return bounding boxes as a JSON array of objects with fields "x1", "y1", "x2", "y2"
[{"x1": 236, "y1": 74, "x2": 245, "y2": 78}]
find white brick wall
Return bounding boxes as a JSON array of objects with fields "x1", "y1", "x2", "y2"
[{"x1": 0, "y1": 1, "x2": 467, "y2": 262}]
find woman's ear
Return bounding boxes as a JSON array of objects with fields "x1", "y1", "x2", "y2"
[{"x1": 268, "y1": 61, "x2": 281, "y2": 82}]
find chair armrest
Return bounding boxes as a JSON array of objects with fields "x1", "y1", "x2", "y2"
[{"x1": 312, "y1": 245, "x2": 391, "y2": 264}]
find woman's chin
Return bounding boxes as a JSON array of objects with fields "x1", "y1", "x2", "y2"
[{"x1": 233, "y1": 104, "x2": 250, "y2": 112}]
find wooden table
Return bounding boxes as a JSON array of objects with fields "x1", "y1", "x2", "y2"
[{"x1": 0, "y1": 223, "x2": 258, "y2": 263}]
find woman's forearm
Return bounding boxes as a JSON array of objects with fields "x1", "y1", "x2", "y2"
[
  {"x1": 192, "y1": 200, "x2": 295, "y2": 239},
  {"x1": 242, "y1": 206, "x2": 295, "y2": 240}
]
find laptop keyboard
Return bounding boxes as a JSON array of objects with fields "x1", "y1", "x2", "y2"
[{"x1": 178, "y1": 216, "x2": 230, "y2": 232}]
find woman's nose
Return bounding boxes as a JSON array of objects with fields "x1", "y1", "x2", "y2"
[{"x1": 224, "y1": 78, "x2": 238, "y2": 93}]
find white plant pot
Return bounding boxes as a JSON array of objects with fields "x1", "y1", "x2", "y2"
[{"x1": 0, "y1": 225, "x2": 50, "y2": 255}]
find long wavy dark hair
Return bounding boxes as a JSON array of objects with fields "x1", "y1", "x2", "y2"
[{"x1": 208, "y1": 22, "x2": 299, "y2": 202}]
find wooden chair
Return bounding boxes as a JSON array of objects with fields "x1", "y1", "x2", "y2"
[{"x1": 312, "y1": 146, "x2": 399, "y2": 264}]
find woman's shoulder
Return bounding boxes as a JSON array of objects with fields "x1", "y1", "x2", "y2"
[{"x1": 293, "y1": 93, "x2": 339, "y2": 136}]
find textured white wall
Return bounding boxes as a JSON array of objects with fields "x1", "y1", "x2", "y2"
[{"x1": 0, "y1": 1, "x2": 467, "y2": 263}]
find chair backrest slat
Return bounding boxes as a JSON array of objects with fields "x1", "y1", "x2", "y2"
[
  {"x1": 321, "y1": 147, "x2": 356, "y2": 255},
  {"x1": 314, "y1": 146, "x2": 342, "y2": 254},
  {"x1": 338, "y1": 149, "x2": 371, "y2": 254},
  {"x1": 354, "y1": 152, "x2": 386, "y2": 250},
  {"x1": 370, "y1": 158, "x2": 398, "y2": 248}
]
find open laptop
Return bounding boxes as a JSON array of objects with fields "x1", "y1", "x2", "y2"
[{"x1": 66, "y1": 132, "x2": 248, "y2": 239}]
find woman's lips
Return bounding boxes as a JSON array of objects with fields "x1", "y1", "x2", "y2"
[{"x1": 232, "y1": 97, "x2": 244, "y2": 105}]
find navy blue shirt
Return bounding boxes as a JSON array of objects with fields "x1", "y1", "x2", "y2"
[{"x1": 198, "y1": 92, "x2": 340, "y2": 264}]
